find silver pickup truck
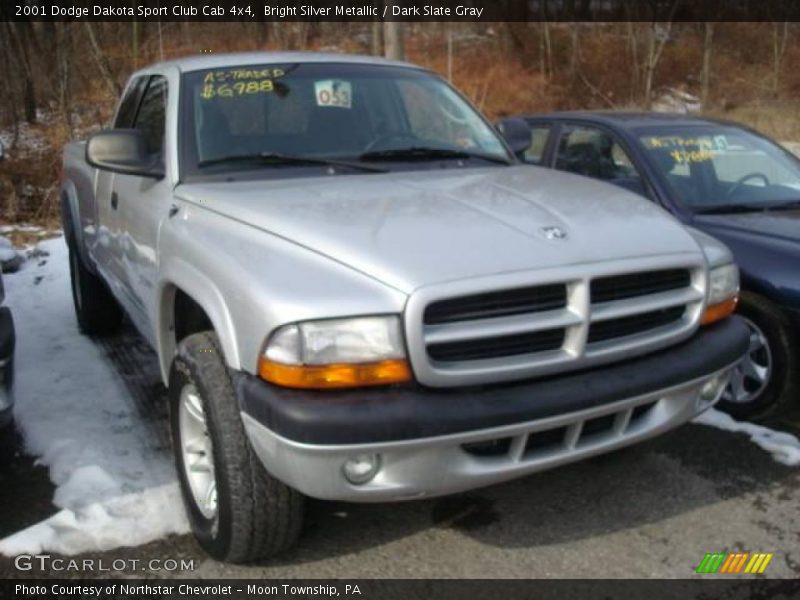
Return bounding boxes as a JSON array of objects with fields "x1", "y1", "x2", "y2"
[{"x1": 61, "y1": 52, "x2": 749, "y2": 563}]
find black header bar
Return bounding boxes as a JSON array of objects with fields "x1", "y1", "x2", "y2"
[{"x1": 7, "y1": 0, "x2": 800, "y2": 22}]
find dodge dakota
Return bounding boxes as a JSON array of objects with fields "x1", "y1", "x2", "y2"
[{"x1": 60, "y1": 52, "x2": 749, "y2": 563}]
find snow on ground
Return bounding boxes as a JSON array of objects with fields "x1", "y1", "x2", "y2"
[
  {"x1": 0, "y1": 237, "x2": 188, "y2": 556},
  {"x1": 693, "y1": 408, "x2": 800, "y2": 466}
]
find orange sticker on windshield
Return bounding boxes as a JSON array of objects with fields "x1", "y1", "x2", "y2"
[{"x1": 314, "y1": 80, "x2": 351, "y2": 109}]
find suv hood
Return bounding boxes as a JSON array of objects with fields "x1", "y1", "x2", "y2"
[
  {"x1": 177, "y1": 166, "x2": 701, "y2": 293},
  {"x1": 693, "y1": 209, "x2": 800, "y2": 247}
]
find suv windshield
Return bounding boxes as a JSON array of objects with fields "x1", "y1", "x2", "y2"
[
  {"x1": 637, "y1": 125, "x2": 800, "y2": 213},
  {"x1": 181, "y1": 62, "x2": 510, "y2": 178}
]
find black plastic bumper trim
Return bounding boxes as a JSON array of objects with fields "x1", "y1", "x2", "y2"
[{"x1": 236, "y1": 316, "x2": 749, "y2": 445}]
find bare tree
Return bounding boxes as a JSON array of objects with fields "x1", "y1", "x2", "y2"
[
  {"x1": 384, "y1": 22, "x2": 404, "y2": 61},
  {"x1": 700, "y1": 22, "x2": 715, "y2": 107},
  {"x1": 371, "y1": 2, "x2": 384, "y2": 56},
  {"x1": 626, "y1": 21, "x2": 641, "y2": 105},
  {"x1": 569, "y1": 23, "x2": 580, "y2": 77},
  {"x1": 642, "y1": 19, "x2": 675, "y2": 107},
  {"x1": 771, "y1": 21, "x2": 790, "y2": 93},
  {"x1": 130, "y1": 21, "x2": 139, "y2": 67},
  {"x1": 85, "y1": 22, "x2": 122, "y2": 98},
  {"x1": 55, "y1": 23, "x2": 74, "y2": 135},
  {"x1": 6, "y1": 22, "x2": 37, "y2": 123}
]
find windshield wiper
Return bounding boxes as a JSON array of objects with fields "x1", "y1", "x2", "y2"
[
  {"x1": 198, "y1": 152, "x2": 388, "y2": 173},
  {"x1": 694, "y1": 199, "x2": 800, "y2": 215},
  {"x1": 764, "y1": 199, "x2": 800, "y2": 211},
  {"x1": 693, "y1": 204, "x2": 770, "y2": 215},
  {"x1": 359, "y1": 146, "x2": 512, "y2": 165}
]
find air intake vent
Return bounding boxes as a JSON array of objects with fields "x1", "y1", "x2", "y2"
[
  {"x1": 588, "y1": 306, "x2": 686, "y2": 344},
  {"x1": 424, "y1": 283, "x2": 567, "y2": 325},
  {"x1": 591, "y1": 269, "x2": 691, "y2": 303},
  {"x1": 428, "y1": 328, "x2": 565, "y2": 362}
]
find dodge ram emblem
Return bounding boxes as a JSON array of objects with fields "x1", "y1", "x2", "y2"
[{"x1": 540, "y1": 226, "x2": 568, "y2": 240}]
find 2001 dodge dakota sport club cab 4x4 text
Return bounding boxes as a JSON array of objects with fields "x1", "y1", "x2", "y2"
[{"x1": 60, "y1": 52, "x2": 749, "y2": 563}]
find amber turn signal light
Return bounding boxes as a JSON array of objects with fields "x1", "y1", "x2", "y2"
[
  {"x1": 700, "y1": 296, "x2": 738, "y2": 326},
  {"x1": 258, "y1": 358, "x2": 412, "y2": 389}
]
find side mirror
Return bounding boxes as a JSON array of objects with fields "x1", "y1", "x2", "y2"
[
  {"x1": 0, "y1": 139, "x2": 5, "y2": 162},
  {"x1": 496, "y1": 117, "x2": 532, "y2": 158},
  {"x1": 86, "y1": 129, "x2": 164, "y2": 178}
]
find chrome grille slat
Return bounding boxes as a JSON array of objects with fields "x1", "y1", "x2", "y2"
[
  {"x1": 590, "y1": 287, "x2": 703, "y2": 322},
  {"x1": 406, "y1": 256, "x2": 707, "y2": 387}
]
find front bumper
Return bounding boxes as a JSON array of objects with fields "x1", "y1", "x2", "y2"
[
  {"x1": 0, "y1": 307, "x2": 15, "y2": 428},
  {"x1": 238, "y1": 317, "x2": 749, "y2": 502}
]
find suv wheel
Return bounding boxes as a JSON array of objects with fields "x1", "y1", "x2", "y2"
[
  {"x1": 717, "y1": 292, "x2": 798, "y2": 421},
  {"x1": 169, "y1": 332, "x2": 304, "y2": 563}
]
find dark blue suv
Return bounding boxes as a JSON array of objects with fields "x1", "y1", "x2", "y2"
[{"x1": 505, "y1": 112, "x2": 799, "y2": 420}]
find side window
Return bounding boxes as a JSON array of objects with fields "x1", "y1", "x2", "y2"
[
  {"x1": 524, "y1": 125, "x2": 551, "y2": 164},
  {"x1": 133, "y1": 76, "x2": 168, "y2": 155},
  {"x1": 555, "y1": 125, "x2": 641, "y2": 183},
  {"x1": 113, "y1": 77, "x2": 148, "y2": 129}
]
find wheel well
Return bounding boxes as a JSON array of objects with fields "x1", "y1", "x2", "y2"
[{"x1": 174, "y1": 288, "x2": 214, "y2": 344}]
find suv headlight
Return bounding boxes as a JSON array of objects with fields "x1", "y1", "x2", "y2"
[
  {"x1": 702, "y1": 263, "x2": 739, "y2": 325},
  {"x1": 259, "y1": 316, "x2": 412, "y2": 389}
]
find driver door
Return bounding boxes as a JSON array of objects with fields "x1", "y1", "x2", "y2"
[
  {"x1": 92, "y1": 76, "x2": 148, "y2": 289},
  {"x1": 110, "y1": 75, "x2": 170, "y2": 341}
]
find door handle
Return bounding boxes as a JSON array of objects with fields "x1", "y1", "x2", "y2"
[{"x1": 111, "y1": 192, "x2": 119, "y2": 210}]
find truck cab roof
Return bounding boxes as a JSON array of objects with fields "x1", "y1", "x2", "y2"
[{"x1": 133, "y1": 51, "x2": 422, "y2": 76}]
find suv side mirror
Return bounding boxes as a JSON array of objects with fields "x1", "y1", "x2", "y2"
[
  {"x1": 496, "y1": 117, "x2": 532, "y2": 158},
  {"x1": 86, "y1": 129, "x2": 164, "y2": 178}
]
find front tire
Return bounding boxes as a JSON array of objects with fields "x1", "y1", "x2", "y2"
[
  {"x1": 169, "y1": 332, "x2": 304, "y2": 563},
  {"x1": 717, "y1": 292, "x2": 799, "y2": 421}
]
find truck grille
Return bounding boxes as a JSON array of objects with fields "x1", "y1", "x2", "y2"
[{"x1": 406, "y1": 260, "x2": 706, "y2": 387}]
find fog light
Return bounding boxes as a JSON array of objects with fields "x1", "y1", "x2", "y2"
[
  {"x1": 700, "y1": 372, "x2": 727, "y2": 403},
  {"x1": 342, "y1": 454, "x2": 381, "y2": 485}
]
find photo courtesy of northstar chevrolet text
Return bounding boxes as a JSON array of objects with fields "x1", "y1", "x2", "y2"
[{"x1": 0, "y1": 0, "x2": 799, "y2": 592}]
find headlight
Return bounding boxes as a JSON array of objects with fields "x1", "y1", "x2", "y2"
[
  {"x1": 259, "y1": 316, "x2": 412, "y2": 389},
  {"x1": 702, "y1": 264, "x2": 739, "y2": 325}
]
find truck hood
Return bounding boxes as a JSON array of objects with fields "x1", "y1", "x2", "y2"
[{"x1": 176, "y1": 166, "x2": 701, "y2": 293}]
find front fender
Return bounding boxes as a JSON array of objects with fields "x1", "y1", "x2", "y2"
[
  {"x1": 60, "y1": 180, "x2": 94, "y2": 271},
  {"x1": 157, "y1": 257, "x2": 241, "y2": 383},
  {"x1": 156, "y1": 201, "x2": 408, "y2": 386}
]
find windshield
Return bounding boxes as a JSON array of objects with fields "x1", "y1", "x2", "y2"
[
  {"x1": 181, "y1": 62, "x2": 510, "y2": 178},
  {"x1": 637, "y1": 125, "x2": 800, "y2": 212}
]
